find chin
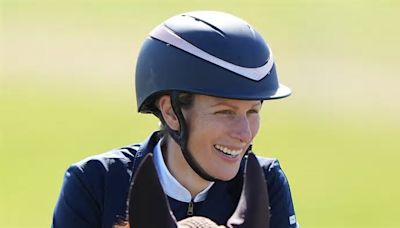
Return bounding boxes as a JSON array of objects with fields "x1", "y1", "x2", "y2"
[
  {"x1": 213, "y1": 167, "x2": 240, "y2": 181},
  {"x1": 218, "y1": 175, "x2": 236, "y2": 181}
]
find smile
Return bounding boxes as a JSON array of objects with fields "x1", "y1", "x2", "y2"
[{"x1": 214, "y1": 144, "x2": 243, "y2": 158}]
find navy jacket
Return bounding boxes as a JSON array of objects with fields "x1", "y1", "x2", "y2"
[{"x1": 52, "y1": 131, "x2": 298, "y2": 227}]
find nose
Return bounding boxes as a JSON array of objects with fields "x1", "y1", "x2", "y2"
[{"x1": 230, "y1": 115, "x2": 253, "y2": 144}]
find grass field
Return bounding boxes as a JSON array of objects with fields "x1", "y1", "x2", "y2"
[{"x1": 1, "y1": 0, "x2": 400, "y2": 227}]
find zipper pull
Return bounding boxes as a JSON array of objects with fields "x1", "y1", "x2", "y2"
[{"x1": 187, "y1": 201, "x2": 194, "y2": 216}]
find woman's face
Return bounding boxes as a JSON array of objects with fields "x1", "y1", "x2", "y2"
[{"x1": 183, "y1": 95, "x2": 261, "y2": 181}]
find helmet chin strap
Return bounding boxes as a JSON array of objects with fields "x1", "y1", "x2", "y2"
[{"x1": 167, "y1": 92, "x2": 218, "y2": 182}]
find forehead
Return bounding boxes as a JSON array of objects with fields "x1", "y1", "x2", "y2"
[{"x1": 193, "y1": 94, "x2": 262, "y2": 107}]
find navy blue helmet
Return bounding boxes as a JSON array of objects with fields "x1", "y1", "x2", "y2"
[{"x1": 135, "y1": 11, "x2": 291, "y2": 113}]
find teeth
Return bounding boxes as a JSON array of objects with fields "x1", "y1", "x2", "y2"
[{"x1": 214, "y1": 144, "x2": 243, "y2": 156}]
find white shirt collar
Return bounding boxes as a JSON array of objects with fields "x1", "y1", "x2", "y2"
[{"x1": 153, "y1": 139, "x2": 214, "y2": 203}]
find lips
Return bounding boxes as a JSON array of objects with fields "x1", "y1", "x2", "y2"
[{"x1": 214, "y1": 144, "x2": 243, "y2": 158}]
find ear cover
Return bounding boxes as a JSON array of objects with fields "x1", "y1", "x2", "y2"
[
  {"x1": 226, "y1": 152, "x2": 270, "y2": 228},
  {"x1": 128, "y1": 154, "x2": 178, "y2": 228}
]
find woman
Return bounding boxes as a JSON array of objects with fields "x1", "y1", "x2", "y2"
[{"x1": 52, "y1": 11, "x2": 298, "y2": 228}]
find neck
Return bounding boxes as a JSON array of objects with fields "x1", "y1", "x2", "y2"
[{"x1": 162, "y1": 138, "x2": 211, "y2": 198}]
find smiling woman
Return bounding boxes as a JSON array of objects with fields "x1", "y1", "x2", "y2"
[
  {"x1": 158, "y1": 94, "x2": 261, "y2": 194},
  {"x1": 52, "y1": 10, "x2": 298, "y2": 228}
]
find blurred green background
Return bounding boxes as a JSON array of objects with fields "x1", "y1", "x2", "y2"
[{"x1": 1, "y1": 0, "x2": 399, "y2": 227}]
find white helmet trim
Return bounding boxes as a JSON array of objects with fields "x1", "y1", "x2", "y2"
[{"x1": 149, "y1": 24, "x2": 274, "y2": 81}]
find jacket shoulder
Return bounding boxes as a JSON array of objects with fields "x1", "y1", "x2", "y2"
[
  {"x1": 53, "y1": 144, "x2": 141, "y2": 227},
  {"x1": 256, "y1": 156, "x2": 278, "y2": 171},
  {"x1": 75, "y1": 144, "x2": 139, "y2": 168},
  {"x1": 256, "y1": 156, "x2": 298, "y2": 227},
  {"x1": 67, "y1": 144, "x2": 142, "y2": 198},
  {"x1": 256, "y1": 156, "x2": 289, "y2": 190}
]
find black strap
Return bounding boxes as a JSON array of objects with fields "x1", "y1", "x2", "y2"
[{"x1": 168, "y1": 91, "x2": 218, "y2": 181}]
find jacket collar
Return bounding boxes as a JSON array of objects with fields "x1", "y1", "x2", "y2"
[
  {"x1": 132, "y1": 131, "x2": 245, "y2": 210},
  {"x1": 130, "y1": 131, "x2": 163, "y2": 177}
]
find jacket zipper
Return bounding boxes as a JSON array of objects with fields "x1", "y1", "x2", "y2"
[{"x1": 187, "y1": 200, "x2": 194, "y2": 216}]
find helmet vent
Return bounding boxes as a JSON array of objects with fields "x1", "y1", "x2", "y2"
[
  {"x1": 182, "y1": 14, "x2": 226, "y2": 38},
  {"x1": 150, "y1": 24, "x2": 274, "y2": 81}
]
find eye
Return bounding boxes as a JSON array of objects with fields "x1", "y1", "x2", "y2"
[
  {"x1": 215, "y1": 110, "x2": 235, "y2": 115},
  {"x1": 247, "y1": 108, "x2": 260, "y2": 114}
]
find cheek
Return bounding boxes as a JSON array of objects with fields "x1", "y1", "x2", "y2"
[
  {"x1": 250, "y1": 116, "x2": 260, "y2": 138},
  {"x1": 186, "y1": 114, "x2": 216, "y2": 145},
  {"x1": 188, "y1": 113, "x2": 221, "y2": 133}
]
